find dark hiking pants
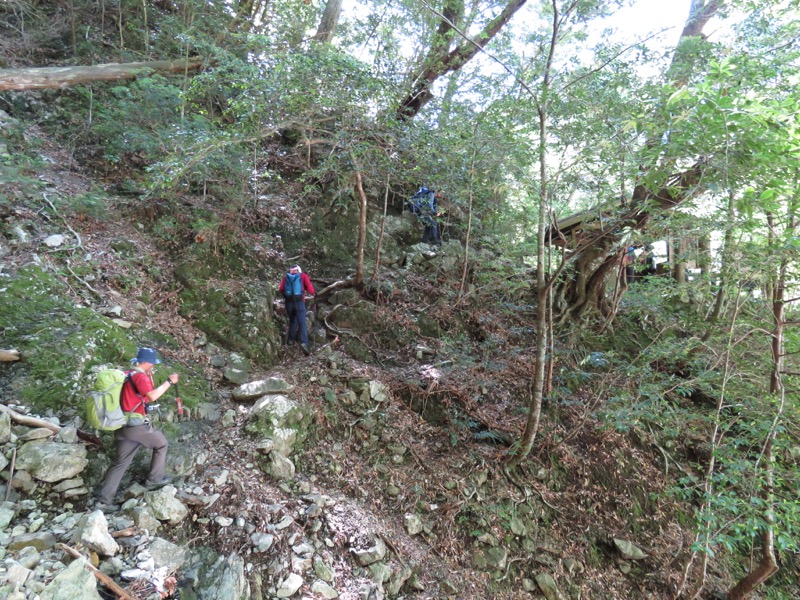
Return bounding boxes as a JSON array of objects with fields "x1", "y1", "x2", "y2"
[
  {"x1": 97, "y1": 422, "x2": 168, "y2": 503},
  {"x1": 286, "y1": 297, "x2": 309, "y2": 346}
]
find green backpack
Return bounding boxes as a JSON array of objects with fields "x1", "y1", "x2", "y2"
[{"x1": 85, "y1": 369, "x2": 134, "y2": 431}]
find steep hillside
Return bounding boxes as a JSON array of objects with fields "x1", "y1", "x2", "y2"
[{"x1": 2, "y1": 112, "x2": 799, "y2": 600}]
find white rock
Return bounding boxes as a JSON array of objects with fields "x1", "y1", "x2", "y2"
[
  {"x1": 43, "y1": 234, "x2": 66, "y2": 248},
  {"x1": 73, "y1": 510, "x2": 119, "y2": 557},
  {"x1": 276, "y1": 572, "x2": 303, "y2": 598},
  {"x1": 311, "y1": 580, "x2": 339, "y2": 598}
]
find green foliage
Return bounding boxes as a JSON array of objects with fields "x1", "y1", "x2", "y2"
[{"x1": 591, "y1": 272, "x2": 800, "y2": 577}]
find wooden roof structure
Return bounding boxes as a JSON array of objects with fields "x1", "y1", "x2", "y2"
[{"x1": 547, "y1": 201, "x2": 634, "y2": 248}]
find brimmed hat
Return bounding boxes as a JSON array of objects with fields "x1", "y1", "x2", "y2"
[{"x1": 133, "y1": 347, "x2": 162, "y2": 364}]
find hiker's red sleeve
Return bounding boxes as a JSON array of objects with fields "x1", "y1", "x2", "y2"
[{"x1": 302, "y1": 273, "x2": 315, "y2": 295}]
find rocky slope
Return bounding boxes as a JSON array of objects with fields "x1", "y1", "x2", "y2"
[{"x1": 4, "y1": 106, "x2": 797, "y2": 600}]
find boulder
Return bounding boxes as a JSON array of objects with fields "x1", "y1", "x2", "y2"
[
  {"x1": 0, "y1": 501, "x2": 15, "y2": 530},
  {"x1": 369, "y1": 381, "x2": 389, "y2": 402},
  {"x1": 143, "y1": 486, "x2": 188, "y2": 525},
  {"x1": 5, "y1": 560, "x2": 31, "y2": 586},
  {"x1": 72, "y1": 510, "x2": 119, "y2": 557},
  {"x1": 10, "y1": 469, "x2": 37, "y2": 492},
  {"x1": 39, "y1": 556, "x2": 103, "y2": 600},
  {"x1": 150, "y1": 537, "x2": 187, "y2": 574},
  {"x1": 8, "y1": 532, "x2": 57, "y2": 551},
  {"x1": 264, "y1": 452, "x2": 295, "y2": 481},
  {"x1": 613, "y1": 538, "x2": 647, "y2": 560},
  {"x1": 314, "y1": 556, "x2": 335, "y2": 582},
  {"x1": 473, "y1": 546, "x2": 508, "y2": 571},
  {"x1": 19, "y1": 427, "x2": 54, "y2": 441},
  {"x1": 131, "y1": 506, "x2": 161, "y2": 533},
  {"x1": 195, "y1": 403, "x2": 222, "y2": 421},
  {"x1": 15, "y1": 441, "x2": 88, "y2": 483},
  {"x1": 311, "y1": 580, "x2": 339, "y2": 599},
  {"x1": 276, "y1": 573, "x2": 303, "y2": 598},
  {"x1": 182, "y1": 548, "x2": 249, "y2": 600},
  {"x1": 17, "y1": 546, "x2": 41, "y2": 570},
  {"x1": 352, "y1": 537, "x2": 387, "y2": 566},
  {"x1": 246, "y1": 395, "x2": 311, "y2": 456},
  {"x1": 535, "y1": 573, "x2": 567, "y2": 600},
  {"x1": 223, "y1": 368, "x2": 249, "y2": 385},
  {"x1": 250, "y1": 532, "x2": 274, "y2": 553},
  {"x1": 53, "y1": 478, "x2": 85, "y2": 493},
  {"x1": 232, "y1": 378, "x2": 294, "y2": 401},
  {"x1": 403, "y1": 514, "x2": 423, "y2": 536}
]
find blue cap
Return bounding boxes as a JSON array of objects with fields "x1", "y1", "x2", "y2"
[{"x1": 133, "y1": 347, "x2": 162, "y2": 364}]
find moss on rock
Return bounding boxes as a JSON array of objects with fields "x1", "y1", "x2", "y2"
[
  {"x1": 0, "y1": 264, "x2": 207, "y2": 413},
  {"x1": 175, "y1": 250, "x2": 282, "y2": 366}
]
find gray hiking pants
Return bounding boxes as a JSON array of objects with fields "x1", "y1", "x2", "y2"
[{"x1": 97, "y1": 422, "x2": 168, "y2": 503}]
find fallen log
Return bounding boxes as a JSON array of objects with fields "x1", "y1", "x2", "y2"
[
  {"x1": 0, "y1": 349, "x2": 20, "y2": 361},
  {"x1": 111, "y1": 527, "x2": 138, "y2": 539},
  {"x1": 0, "y1": 404, "x2": 103, "y2": 447},
  {"x1": 0, "y1": 58, "x2": 207, "y2": 91}
]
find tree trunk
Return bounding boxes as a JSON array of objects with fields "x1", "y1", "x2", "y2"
[
  {"x1": 370, "y1": 175, "x2": 390, "y2": 283},
  {"x1": 552, "y1": 0, "x2": 721, "y2": 320},
  {"x1": 354, "y1": 171, "x2": 368, "y2": 286},
  {"x1": 312, "y1": 0, "x2": 343, "y2": 43},
  {"x1": 397, "y1": 0, "x2": 528, "y2": 120},
  {"x1": 702, "y1": 190, "x2": 736, "y2": 340},
  {"x1": 0, "y1": 58, "x2": 207, "y2": 91},
  {"x1": 728, "y1": 190, "x2": 796, "y2": 599},
  {"x1": 698, "y1": 234, "x2": 711, "y2": 276},
  {"x1": 674, "y1": 237, "x2": 688, "y2": 283},
  {"x1": 507, "y1": 0, "x2": 561, "y2": 467}
]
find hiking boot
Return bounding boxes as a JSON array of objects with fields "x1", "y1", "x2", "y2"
[
  {"x1": 93, "y1": 500, "x2": 120, "y2": 513},
  {"x1": 301, "y1": 343, "x2": 311, "y2": 356},
  {"x1": 145, "y1": 476, "x2": 173, "y2": 490}
]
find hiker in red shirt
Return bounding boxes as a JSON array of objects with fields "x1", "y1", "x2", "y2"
[
  {"x1": 279, "y1": 264, "x2": 315, "y2": 356},
  {"x1": 94, "y1": 347, "x2": 179, "y2": 511}
]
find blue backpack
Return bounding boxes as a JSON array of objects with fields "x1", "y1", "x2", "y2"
[
  {"x1": 284, "y1": 272, "x2": 303, "y2": 298},
  {"x1": 408, "y1": 187, "x2": 436, "y2": 215}
]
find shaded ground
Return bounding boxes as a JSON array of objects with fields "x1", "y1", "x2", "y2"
[{"x1": 6, "y1": 125, "x2": 790, "y2": 600}]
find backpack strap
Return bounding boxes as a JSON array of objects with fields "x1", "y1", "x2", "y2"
[{"x1": 124, "y1": 369, "x2": 147, "y2": 416}]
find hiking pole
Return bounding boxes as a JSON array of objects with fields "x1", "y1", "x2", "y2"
[{"x1": 174, "y1": 383, "x2": 183, "y2": 421}]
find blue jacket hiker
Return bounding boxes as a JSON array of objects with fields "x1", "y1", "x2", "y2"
[
  {"x1": 279, "y1": 264, "x2": 316, "y2": 356},
  {"x1": 407, "y1": 186, "x2": 442, "y2": 246}
]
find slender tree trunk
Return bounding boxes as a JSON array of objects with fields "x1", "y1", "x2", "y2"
[
  {"x1": 508, "y1": 0, "x2": 560, "y2": 466},
  {"x1": 728, "y1": 191, "x2": 796, "y2": 598},
  {"x1": 698, "y1": 234, "x2": 711, "y2": 276},
  {"x1": 68, "y1": 0, "x2": 77, "y2": 55},
  {"x1": 370, "y1": 175, "x2": 390, "y2": 283},
  {"x1": 674, "y1": 237, "x2": 688, "y2": 283},
  {"x1": 227, "y1": 0, "x2": 255, "y2": 32},
  {"x1": 354, "y1": 171, "x2": 368, "y2": 286},
  {"x1": 459, "y1": 161, "x2": 475, "y2": 302},
  {"x1": 141, "y1": 0, "x2": 148, "y2": 51},
  {"x1": 702, "y1": 190, "x2": 736, "y2": 340}
]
